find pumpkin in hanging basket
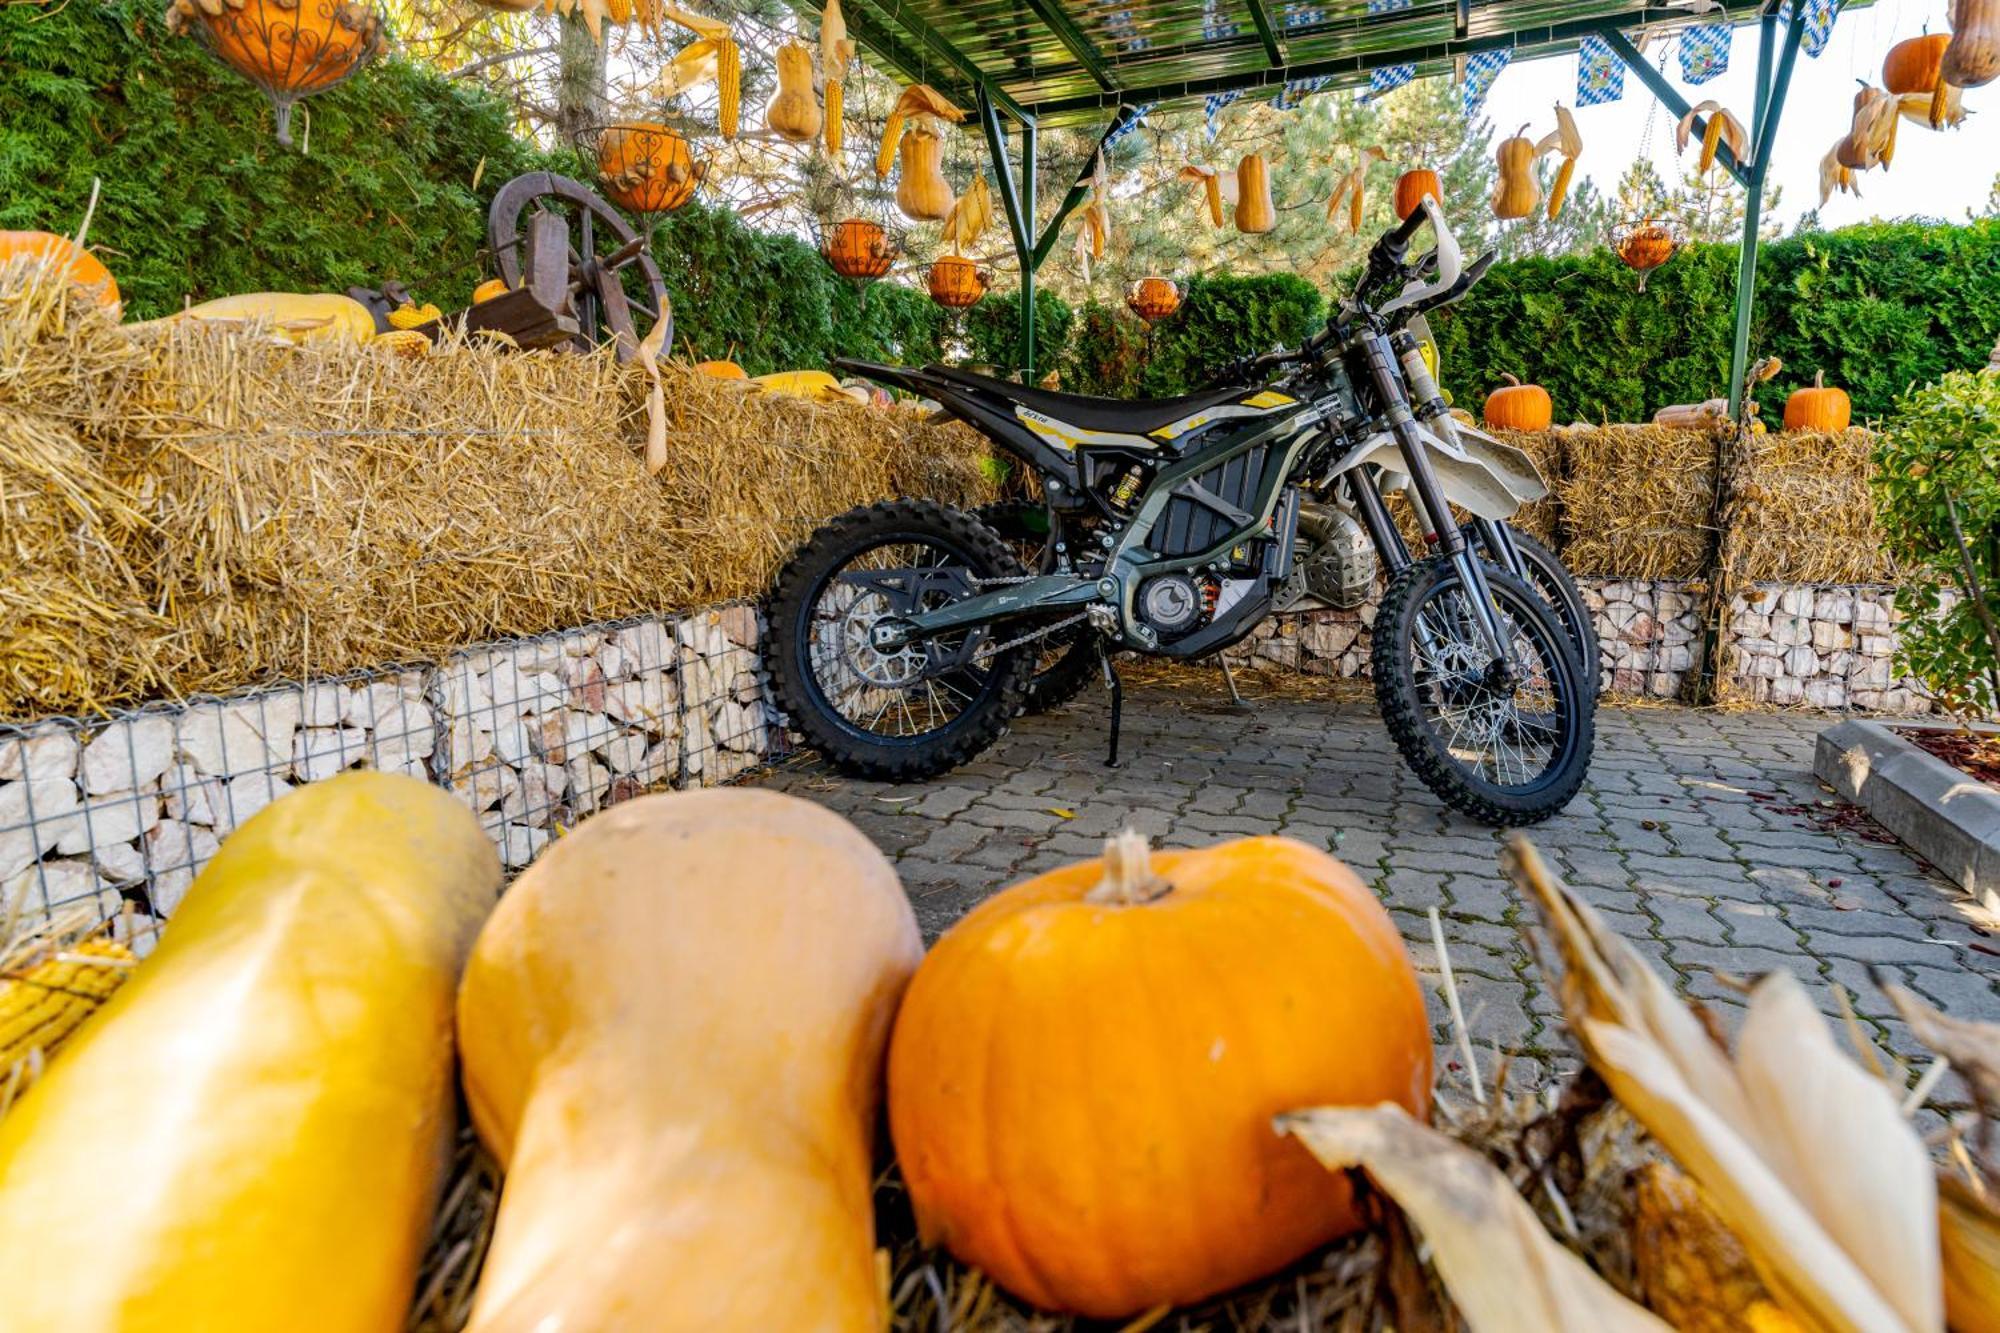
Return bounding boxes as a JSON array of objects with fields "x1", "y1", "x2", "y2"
[
  {"x1": 165, "y1": 0, "x2": 383, "y2": 147},
  {"x1": 1126, "y1": 275, "x2": 1180, "y2": 322},
  {"x1": 825, "y1": 218, "x2": 894, "y2": 279},
  {"x1": 1484, "y1": 373, "x2": 1553, "y2": 431},
  {"x1": 597, "y1": 123, "x2": 701, "y2": 215},
  {"x1": 1393, "y1": 167, "x2": 1441, "y2": 220},
  {"x1": 926, "y1": 255, "x2": 986, "y2": 308},
  {"x1": 887, "y1": 831, "x2": 1432, "y2": 1320},
  {"x1": 0, "y1": 231, "x2": 119, "y2": 309},
  {"x1": 1784, "y1": 371, "x2": 1851, "y2": 432}
]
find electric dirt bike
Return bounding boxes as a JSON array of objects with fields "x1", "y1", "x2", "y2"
[{"x1": 768, "y1": 199, "x2": 1596, "y2": 825}]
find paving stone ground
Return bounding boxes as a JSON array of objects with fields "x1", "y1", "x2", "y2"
[{"x1": 750, "y1": 667, "x2": 1998, "y2": 1102}]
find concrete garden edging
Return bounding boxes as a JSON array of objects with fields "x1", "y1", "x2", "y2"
[{"x1": 1814, "y1": 719, "x2": 2000, "y2": 895}]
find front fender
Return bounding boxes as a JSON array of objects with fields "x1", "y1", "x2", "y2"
[{"x1": 1327, "y1": 418, "x2": 1546, "y2": 522}]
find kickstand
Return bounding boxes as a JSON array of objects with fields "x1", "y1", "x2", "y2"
[
  {"x1": 1098, "y1": 645, "x2": 1122, "y2": 769},
  {"x1": 1219, "y1": 657, "x2": 1255, "y2": 714}
]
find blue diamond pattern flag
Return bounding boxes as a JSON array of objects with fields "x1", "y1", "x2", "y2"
[
  {"x1": 1576, "y1": 33, "x2": 1623, "y2": 106},
  {"x1": 1364, "y1": 0, "x2": 1409, "y2": 12},
  {"x1": 1204, "y1": 90, "x2": 1242, "y2": 141},
  {"x1": 1679, "y1": 21, "x2": 1731, "y2": 83},
  {"x1": 1461, "y1": 48, "x2": 1509, "y2": 118},
  {"x1": 1287, "y1": 5, "x2": 1329, "y2": 25},
  {"x1": 1201, "y1": 0, "x2": 1239, "y2": 40},
  {"x1": 1273, "y1": 75, "x2": 1332, "y2": 110},
  {"x1": 1103, "y1": 104, "x2": 1153, "y2": 149},
  {"x1": 1368, "y1": 63, "x2": 1416, "y2": 100},
  {"x1": 1783, "y1": 0, "x2": 1841, "y2": 56}
]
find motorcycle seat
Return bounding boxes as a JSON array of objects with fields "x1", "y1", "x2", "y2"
[{"x1": 920, "y1": 364, "x2": 1259, "y2": 437}]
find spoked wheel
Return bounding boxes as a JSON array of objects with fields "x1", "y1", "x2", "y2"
[
  {"x1": 1372, "y1": 555, "x2": 1594, "y2": 825},
  {"x1": 487, "y1": 172, "x2": 670, "y2": 362},
  {"x1": 973, "y1": 501, "x2": 1099, "y2": 714},
  {"x1": 769, "y1": 501, "x2": 1034, "y2": 781},
  {"x1": 1466, "y1": 523, "x2": 1602, "y2": 700}
]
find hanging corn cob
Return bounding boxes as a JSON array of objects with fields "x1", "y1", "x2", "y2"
[
  {"x1": 821, "y1": 0, "x2": 854, "y2": 157},
  {"x1": 1537, "y1": 105, "x2": 1582, "y2": 218},
  {"x1": 1178, "y1": 163, "x2": 1237, "y2": 227},
  {"x1": 651, "y1": 5, "x2": 739, "y2": 138},
  {"x1": 1838, "y1": 85, "x2": 1901, "y2": 171},
  {"x1": 1, "y1": 938, "x2": 135, "y2": 1096},
  {"x1": 941, "y1": 175, "x2": 993, "y2": 254},
  {"x1": 1071, "y1": 153, "x2": 1111, "y2": 281},
  {"x1": 1675, "y1": 99, "x2": 1749, "y2": 176},
  {"x1": 1324, "y1": 146, "x2": 1384, "y2": 235},
  {"x1": 876, "y1": 83, "x2": 964, "y2": 180}
]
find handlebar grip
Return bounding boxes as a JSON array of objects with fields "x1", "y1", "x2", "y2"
[{"x1": 1388, "y1": 203, "x2": 1430, "y2": 248}]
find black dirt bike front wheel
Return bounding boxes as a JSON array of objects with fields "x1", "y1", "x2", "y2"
[
  {"x1": 1466, "y1": 524, "x2": 1602, "y2": 700},
  {"x1": 768, "y1": 501, "x2": 1034, "y2": 781},
  {"x1": 1371, "y1": 554, "x2": 1594, "y2": 825},
  {"x1": 973, "y1": 501, "x2": 1099, "y2": 715}
]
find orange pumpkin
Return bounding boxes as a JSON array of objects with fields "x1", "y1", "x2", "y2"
[
  {"x1": 887, "y1": 832, "x2": 1432, "y2": 1320},
  {"x1": 825, "y1": 218, "x2": 894, "y2": 279},
  {"x1": 1784, "y1": 370, "x2": 1851, "y2": 432},
  {"x1": 1884, "y1": 32, "x2": 1951, "y2": 94},
  {"x1": 926, "y1": 255, "x2": 985, "y2": 308},
  {"x1": 693, "y1": 359, "x2": 747, "y2": 378},
  {"x1": 0, "y1": 231, "x2": 119, "y2": 309},
  {"x1": 166, "y1": 0, "x2": 382, "y2": 146},
  {"x1": 1484, "y1": 372, "x2": 1553, "y2": 430},
  {"x1": 597, "y1": 123, "x2": 700, "y2": 215},
  {"x1": 1126, "y1": 276, "x2": 1180, "y2": 322},
  {"x1": 1393, "y1": 168, "x2": 1442, "y2": 221},
  {"x1": 471, "y1": 277, "x2": 508, "y2": 304}
]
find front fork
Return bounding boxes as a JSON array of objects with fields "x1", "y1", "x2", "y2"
[{"x1": 1354, "y1": 329, "x2": 1516, "y2": 670}]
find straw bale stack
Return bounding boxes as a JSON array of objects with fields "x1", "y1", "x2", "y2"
[
  {"x1": 1551, "y1": 424, "x2": 1723, "y2": 580},
  {"x1": 0, "y1": 265, "x2": 995, "y2": 718},
  {"x1": 1731, "y1": 427, "x2": 1894, "y2": 585}
]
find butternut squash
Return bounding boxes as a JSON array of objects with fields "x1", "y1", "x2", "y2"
[
  {"x1": 138, "y1": 291, "x2": 381, "y2": 346},
  {"x1": 1943, "y1": 0, "x2": 2000, "y2": 86},
  {"x1": 1235, "y1": 152, "x2": 1275, "y2": 234},
  {"x1": 0, "y1": 772, "x2": 500, "y2": 1332},
  {"x1": 457, "y1": 789, "x2": 922, "y2": 1333},
  {"x1": 766, "y1": 40, "x2": 821, "y2": 144},
  {"x1": 1492, "y1": 127, "x2": 1539, "y2": 219},
  {"x1": 896, "y1": 128, "x2": 953, "y2": 221}
]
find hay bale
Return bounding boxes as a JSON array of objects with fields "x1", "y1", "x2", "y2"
[
  {"x1": 1731, "y1": 428, "x2": 1892, "y2": 585},
  {"x1": 0, "y1": 266, "x2": 997, "y2": 718},
  {"x1": 1553, "y1": 425, "x2": 1722, "y2": 579}
]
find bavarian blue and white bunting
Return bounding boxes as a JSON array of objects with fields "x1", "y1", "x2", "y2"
[
  {"x1": 1364, "y1": 0, "x2": 1409, "y2": 13},
  {"x1": 1576, "y1": 33, "x2": 1624, "y2": 106},
  {"x1": 1103, "y1": 104, "x2": 1153, "y2": 149},
  {"x1": 1272, "y1": 75, "x2": 1332, "y2": 110},
  {"x1": 1201, "y1": 0, "x2": 1239, "y2": 40},
  {"x1": 1204, "y1": 89, "x2": 1243, "y2": 141},
  {"x1": 1461, "y1": 48, "x2": 1509, "y2": 118},
  {"x1": 1368, "y1": 63, "x2": 1416, "y2": 100},
  {"x1": 1793, "y1": 0, "x2": 1841, "y2": 56},
  {"x1": 1287, "y1": 5, "x2": 1329, "y2": 25},
  {"x1": 1678, "y1": 21, "x2": 1731, "y2": 83}
]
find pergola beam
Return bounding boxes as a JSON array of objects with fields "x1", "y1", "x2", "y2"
[
  {"x1": 1599, "y1": 28, "x2": 1749, "y2": 190},
  {"x1": 1244, "y1": 0, "x2": 1285, "y2": 66},
  {"x1": 847, "y1": 0, "x2": 1034, "y2": 123},
  {"x1": 1728, "y1": 6, "x2": 1807, "y2": 418},
  {"x1": 1018, "y1": 0, "x2": 1118, "y2": 91}
]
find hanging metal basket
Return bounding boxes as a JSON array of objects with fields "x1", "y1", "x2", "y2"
[
  {"x1": 166, "y1": 0, "x2": 383, "y2": 148},
  {"x1": 1611, "y1": 216, "x2": 1688, "y2": 292}
]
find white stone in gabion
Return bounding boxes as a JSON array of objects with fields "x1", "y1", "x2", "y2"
[
  {"x1": 603, "y1": 734, "x2": 649, "y2": 776},
  {"x1": 683, "y1": 706, "x2": 713, "y2": 777},
  {"x1": 558, "y1": 630, "x2": 606, "y2": 659},
  {"x1": 615, "y1": 620, "x2": 674, "y2": 675},
  {"x1": 1729, "y1": 609, "x2": 1769, "y2": 638},
  {"x1": 81, "y1": 716, "x2": 176, "y2": 797},
  {"x1": 567, "y1": 755, "x2": 612, "y2": 813},
  {"x1": 1649, "y1": 672, "x2": 1680, "y2": 698},
  {"x1": 638, "y1": 741, "x2": 679, "y2": 786},
  {"x1": 3, "y1": 859, "x2": 112, "y2": 915},
  {"x1": 1850, "y1": 689, "x2": 1884, "y2": 711},
  {"x1": 1770, "y1": 676, "x2": 1805, "y2": 705},
  {"x1": 0, "y1": 729, "x2": 79, "y2": 783},
  {"x1": 177, "y1": 694, "x2": 301, "y2": 779},
  {"x1": 1748, "y1": 587, "x2": 1781, "y2": 614},
  {"x1": 496, "y1": 823, "x2": 550, "y2": 870},
  {"x1": 1656, "y1": 588, "x2": 1692, "y2": 618},
  {"x1": 1859, "y1": 633, "x2": 1894, "y2": 658},
  {"x1": 293, "y1": 727, "x2": 369, "y2": 782},
  {"x1": 301, "y1": 682, "x2": 347, "y2": 728},
  {"x1": 372, "y1": 703, "x2": 437, "y2": 768},
  {"x1": 442, "y1": 664, "x2": 493, "y2": 718},
  {"x1": 452, "y1": 765, "x2": 518, "y2": 817},
  {"x1": 1301, "y1": 618, "x2": 1361, "y2": 659},
  {"x1": 714, "y1": 701, "x2": 770, "y2": 755},
  {"x1": 1663, "y1": 644, "x2": 1695, "y2": 673},
  {"x1": 1803, "y1": 679, "x2": 1849, "y2": 709},
  {"x1": 447, "y1": 718, "x2": 495, "y2": 774},
  {"x1": 216, "y1": 772, "x2": 292, "y2": 833},
  {"x1": 1, "y1": 777, "x2": 78, "y2": 878},
  {"x1": 708, "y1": 749, "x2": 760, "y2": 783},
  {"x1": 597, "y1": 640, "x2": 630, "y2": 684},
  {"x1": 1849, "y1": 657, "x2": 1893, "y2": 690},
  {"x1": 55, "y1": 787, "x2": 163, "y2": 855},
  {"x1": 1811, "y1": 621, "x2": 1852, "y2": 653},
  {"x1": 486, "y1": 661, "x2": 565, "y2": 721},
  {"x1": 490, "y1": 719, "x2": 535, "y2": 767},
  {"x1": 162, "y1": 762, "x2": 219, "y2": 825},
  {"x1": 1778, "y1": 586, "x2": 1813, "y2": 615},
  {"x1": 505, "y1": 638, "x2": 567, "y2": 675},
  {"x1": 1821, "y1": 650, "x2": 1853, "y2": 679},
  {"x1": 1769, "y1": 615, "x2": 1811, "y2": 648},
  {"x1": 718, "y1": 604, "x2": 760, "y2": 648},
  {"x1": 1881, "y1": 688, "x2": 1913, "y2": 713},
  {"x1": 146, "y1": 818, "x2": 221, "y2": 916},
  {"x1": 506, "y1": 761, "x2": 568, "y2": 825},
  {"x1": 1783, "y1": 645, "x2": 1820, "y2": 677},
  {"x1": 1853, "y1": 597, "x2": 1893, "y2": 632},
  {"x1": 1813, "y1": 590, "x2": 1855, "y2": 623},
  {"x1": 1748, "y1": 654, "x2": 1784, "y2": 680},
  {"x1": 342, "y1": 680, "x2": 421, "y2": 731},
  {"x1": 564, "y1": 656, "x2": 610, "y2": 712},
  {"x1": 93, "y1": 838, "x2": 147, "y2": 886},
  {"x1": 606, "y1": 675, "x2": 679, "y2": 733}
]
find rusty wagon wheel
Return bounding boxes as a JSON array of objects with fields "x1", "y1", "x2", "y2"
[{"x1": 487, "y1": 172, "x2": 672, "y2": 362}]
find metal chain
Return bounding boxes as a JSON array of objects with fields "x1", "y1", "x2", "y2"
[{"x1": 968, "y1": 608, "x2": 1096, "y2": 664}]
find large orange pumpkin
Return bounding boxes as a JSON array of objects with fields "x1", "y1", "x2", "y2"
[
  {"x1": 1393, "y1": 168, "x2": 1442, "y2": 220},
  {"x1": 1784, "y1": 370, "x2": 1851, "y2": 432},
  {"x1": 1484, "y1": 372, "x2": 1553, "y2": 430},
  {"x1": 0, "y1": 231, "x2": 119, "y2": 309},
  {"x1": 166, "y1": 0, "x2": 383, "y2": 146},
  {"x1": 926, "y1": 255, "x2": 985, "y2": 308},
  {"x1": 1884, "y1": 32, "x2": 1951, "y2": 93},
  {"x1": 887, "y1": 832, "x2": 1432, "y2": 1320},
  {"x1": 597, "y1": 123, "x2": 700, "y2": 215}
]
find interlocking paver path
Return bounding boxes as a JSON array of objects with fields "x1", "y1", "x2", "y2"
[{"x1": 751, "y1": 667, "x2": 1998, "y2": 1098}]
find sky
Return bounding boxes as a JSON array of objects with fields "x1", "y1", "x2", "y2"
[{"x1": 1479, "y1": 0, "x2": 1999, "y2": 228}]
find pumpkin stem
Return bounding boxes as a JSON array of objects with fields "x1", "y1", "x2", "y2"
[
  {"x1": 1085, "y1": 830, "x2": 1171, "y2": 905},
  {"x1": 1500, "y1": 372, "x2": 1520, "y2": 387},
  {"x1": 1814, "y1": 369, "x2": 1824, "y2": 389}
]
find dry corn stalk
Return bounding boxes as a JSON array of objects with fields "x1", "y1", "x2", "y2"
[
  {"x1": 940, "y1": 175, "x2": 992, "y2": 254},
  {"x1": 1507, "y1": 838, "x2": 1945, "y2": 1333},
  {"x1": 1840, "y1": 87, "x2": 1900, "y2": 171},
  {"x1": 1538, "y1": 105, "x2": 1583, "y2": 218},
  {"x1": 1676, "y1": 100, "x2": 1750, "y2": 176},
  {"x1": 1178, "y1": 162, "x2": 1237, "y2": 227},
  {"x1": 875, "y1": 84, "x2": 964, "y2": 180},
  {"x1": 1325, "y1": 146, "x2": 1385, "y2": 235},
  {"x1": 820, "y1": 0, "x2": 853, "y2": 156},
  {"x1": 1280, "y1": 1105, "x2": 1672, "y2": 1332},
  {"x1": 1071, "y1": 153, "x2": 1112, "y2": 281},
  {"x1": 1819, "y1": 144, "x2": 1863, "y2": 206}
]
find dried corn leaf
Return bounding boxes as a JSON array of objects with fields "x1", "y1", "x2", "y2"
[
  {"x1": 1536, "y1": 104, "x2": 1582, "y2": 159},
  {"x1": 1279, "y1": 1105, "x2": 1672, "y2": 1333},
  {"x1": 891, "y1": 83, "x2": 966, "y2": 128},
  {"x1": 1676, "y1": 100, "x2": 1749, "y2": 173},
  {"x1": 657, "y1": 2, "x2": 728, "y2": 41},
  {"x1": 658, "y1": 38, "x2": 719, "y2": 98},
  {"x1": 1879, "y1": 978, "x2": 2000, "y2": 1117},
  {"x1": 1940, "y1": 1178, "x2": 2000, "y2": 1333}
]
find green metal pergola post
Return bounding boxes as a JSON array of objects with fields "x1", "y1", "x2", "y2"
[{"x1": 1727, "y1": 10, "x2": 1807, "y2": 418}]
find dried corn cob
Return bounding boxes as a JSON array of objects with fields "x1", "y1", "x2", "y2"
[
  {"x1": 714, "y1": 36, "x2": 740, "y2": 138},
  {"x1": 825, "y1": 78, "x2": 843, "y2": 155},
  {"x1": 0, "y1": 938, "x2": 135, "y2": 1074},
  {"x1": 876, "y1": 109, "x2": 906, "y2": 178}
]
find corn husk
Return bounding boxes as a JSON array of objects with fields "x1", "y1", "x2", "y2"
[
  {"x1": 1878, "y1": 977, "x2": 2000, "y2": 1119},
  {"x1": 1940, "y1": 1178, "x2": 2000, "y2": 1333},
  {"x1": 1676, "y1": 101, "x2": 1749, "y2": 174},
  {"x1": 1840, "y1": 87, "x2": 1900, "y2": 171},
  {"x1": 1325, "y1": 146, "x2": 1384, "y2": 235},
  {"x1": 1179, "y1": 163, "x2": 1237, "y2": 227},
  {"x1": 657, "y1": 38, "x2": 719, "y2": 98},
  {"x1": 820, "y1": 0, "x2": 852, "y2": 156},
  {"x1": 1280, "y1": 1105, "x2": 1672, "y2": 1332},
  {"x1": 1507, "y1": 838, "x2": 1943, "y2": 1333},
  {"x1": 941, "y1": 175, "x2": 992, "y2": 254},
  {"x1": 1819, "y1": 144, "x2": 1862, "y2": 205}
]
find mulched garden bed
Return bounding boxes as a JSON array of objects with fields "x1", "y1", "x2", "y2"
[{"x1": 1899, "y1": 725, "x2": 2000, "y2": 791}]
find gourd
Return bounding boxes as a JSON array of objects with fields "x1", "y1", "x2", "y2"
[
  {"x1": 1784, "y1": 370, "x2": 1851, "y2": 432},
  {"x1": 457, "y1": 790, "x2": 921, "y2": 1332},
  {"x1": 1393, "y1": 167, "x2": 1441, "y2": 220},
  {"x1": 472, "y1": 277, "x2": 509, "y2": 303},
  {"x1": 1942, "y1": 0, "x2": 2000, "y2": 86},
  {"x1": 1884, "y1": 32, "x2": 1952, "y2": 128},
  {"x1": 753, "y1": 369, "x2": 865, "y2": 403},
  {"x1": 598, "y1": 122, "x2": 701, "y2": 215},
  {"x1": 1492, "y1": 127, "x2": 1539, "y2": 219},
  {"x1": 0, "y1": 231, "x2": 119, "y2": 309},
  {"x1": 693, "y1": 358, "x2": 747, "y2": 378},
  {"x1": 887, "y1": 832, "x2": 1431, "y2": 1319},
  {"x1": 765, "y1": 40, "x2": 821, "y2": 143},
  {"x1": 0, "y1": 772, "x2": 500, "y2": 1332},
  {"x1": 1483, "y1": 373, "x2": 1553, "y2": 431},
  {"x1": 143, "y1": 292, "x2": 381, "y2": 346},
  {"x1": 1235, "y1": 152, "x2": 1275, "y2": 233},
  {"x1": 896, "y1": 128, "x2": 953, "y2": 221}
]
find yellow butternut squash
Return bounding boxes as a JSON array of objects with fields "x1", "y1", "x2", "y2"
[
  {"x1": 1943, "y1": 0, "x2": 2000, "y2": 86},
  {"x1": 1493, "y1": 127, "x2": 1540, "y2": 219},
  {"x1": 766, "y1": 40, "x2": 821, "y2": 143},
  {"x1": 0, "y1": 772, "x2": 500, "y2": 1333},
  {"x1": 141, "y1": 291, "x2": 381, "y2": 346},
  {"x1": 457, "y1": 789, "x2": 922, "y2": 1332},
  {"x1": 896, "y1": 128, "x2": 953, "y2": 221},
  {"x1": 1235, "y1": 152, "x2": 1275, "y2": 233}
]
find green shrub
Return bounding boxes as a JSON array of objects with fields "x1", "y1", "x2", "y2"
[{"x1": 1873, "y1": 366, "x2": 2000, "y2": 714}]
